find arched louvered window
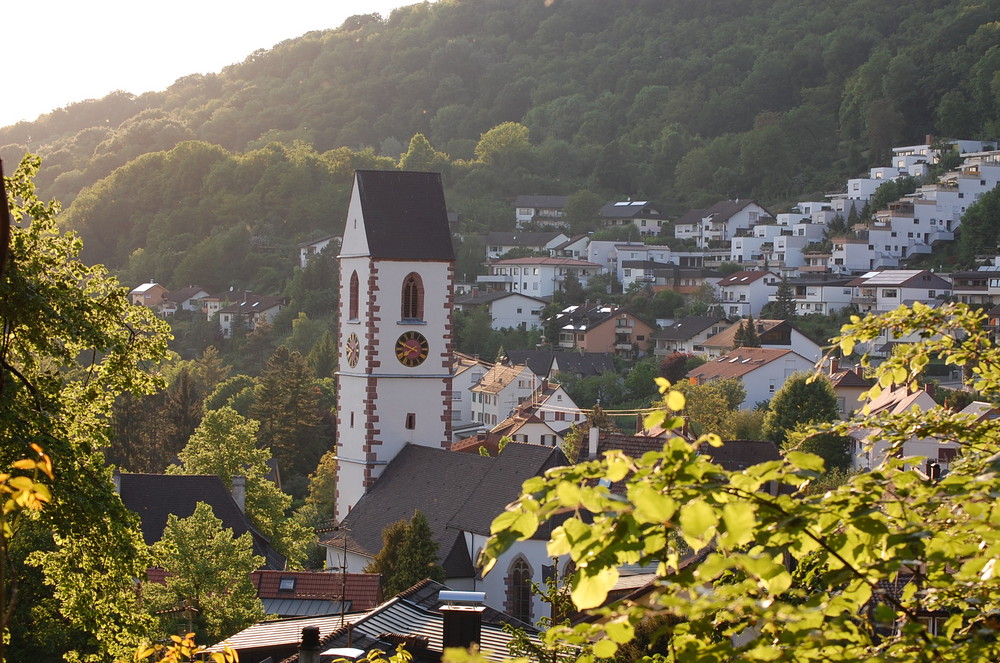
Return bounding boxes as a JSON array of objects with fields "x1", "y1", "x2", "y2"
[
  {"x1": 507, "y1": 557, "x2": 533, "y2": 624},
  {"x1": 349, "y1": 271, "x2": 359, "y2": 320},
  {"x1": 401, "y1": 272, "x2": 424, "y2": 321}
]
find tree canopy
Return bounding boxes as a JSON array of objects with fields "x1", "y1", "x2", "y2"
[{"x1": 483, "y1": 302, "x2": 1000, "y2": 662}]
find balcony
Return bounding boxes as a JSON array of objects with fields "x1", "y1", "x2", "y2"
[
  {"x1": 852, "y1": 295, "x2": 876, "y2": 306},
  {"x1": 477, "y1": 274, "x2": 513, "y2": 284}
]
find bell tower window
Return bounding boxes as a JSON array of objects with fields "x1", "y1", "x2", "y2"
[
  {"x1": 349, "y1": 271, "x2": 360, "y2": 321},
  {"x1": 401, "y1": 273, "x2": 424, "y2": 321}
]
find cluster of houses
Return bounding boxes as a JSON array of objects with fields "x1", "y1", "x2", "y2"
[
  {"x1": 128, "y1": 282, "x2": 287, "y2": 338},
  {"x1": 119, "y1": 148, "x2": 1000, "y2": 661}
]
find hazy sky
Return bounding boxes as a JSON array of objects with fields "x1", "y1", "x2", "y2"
[{"x1": 2, "y1": 0, "x2": 435, "y2": 128}]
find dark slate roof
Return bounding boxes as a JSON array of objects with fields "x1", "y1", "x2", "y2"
[
  {"x1": 355, "y1": 170, "x2": 454, "y2": 261},
  {"x1": 118, "y1": 473, "x2": 286, "y2": 570},
  {"x1": 651, "y1": 316, "x2": 727, "y2": 341},
  {"x1": 697, "y1": 439, "x2": 782, "y2": 471},
  {"x1": 551, "y1": 352, "x2": 617, "y2": 378},
  {"x1": 599, "y1": 201, "x2": 665, "y2": 220},
  {"x1": 163, "y1": 285, "x2": 208, "y2": 304},
  {"x1": 504, "y1": 350, "x2": 556, "y2": 377},
  {"x1": 275, "y1": 580, "x2": 539, "y2": 663},
  {"x1": 333, "y1": 443, "x2": 566, "y2": 578}
]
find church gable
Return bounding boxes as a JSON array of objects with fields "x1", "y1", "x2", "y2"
[{"x1": 353, "y1": 170, "x2": 455, "y2": 261}]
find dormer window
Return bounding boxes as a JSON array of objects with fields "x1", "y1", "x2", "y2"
[
  {"x1": 279, "y1": 577, "x2": 296, "y2": 591},
  {"x1": 401, "y1": 273, "x2": 424, "y2": 321}
]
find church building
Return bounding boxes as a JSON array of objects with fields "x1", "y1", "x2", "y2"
[{"x1": 335, "y1": 170, "x2": 456, "y2": 522}]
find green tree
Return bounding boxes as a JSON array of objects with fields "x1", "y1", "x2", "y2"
[
  {"x1": 391, "y1": 510, "x2": 444, "y2": 596},
  {"x1": 398, "y1": 133, "x2": 449, "y2": 172},
  {"x1": 733, "y1": 314, "x2": 761, "y2": 348},
  {"x1": 474, "y1": 122, "x2": 531, "y2": 166},
  {"x1": 563, "y1": 190, "x2": 603, "y2": 234},
  {"x1": 169, "y1": 407, "x2": 315, "y2": 567},
  {"x1": 364, "y1": 519, "x2": 408, "y2": 591},
  {"x1": 673, "y1": 378, "x2": 746, "y2": 438},
  {"x1": 2, "y1": 155, "x2": 169, "y2": 662},
  {"x1": 144, "y1": 502, "x2": 265, "y2": 644},
  {"x1": 761, "y1": 372, "x2": 841, "y2": 447},
  {"x1": 760, "y1": 278, "x2": 797, "y2": 320},
  {"x1": 483, "y1": 302, "x2": 1000, "y2": 662},
  {"x1": 249, "y1": 346, "x2": 327, "y2": 485}
]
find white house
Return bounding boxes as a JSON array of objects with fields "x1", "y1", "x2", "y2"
[
  {"x1": 651, "y1": 316, "x2": 730, "y2": 356},
  {"x1": 454, "y1": 291, "x2": 547, "y2": 330},
  {"x1": 775, "y1": 275, "x2": 855, "y2": 315},
  {"x1": 217, "y1": 293, "x2": 287, "y2": 337},
  {"x1": 484, "y1": 231, "x2": 569, "y2": 260},
  {"x1": 549, "y1": 234, "x2": 590, "y2": 259},
  {"x1": 297, "y1": 234, "x2": 340, "y2": 269},
  {"x1": 847, "y1": 270, "x2": 951, "y2": 314},
  {"x1": 451, "y1": 353, "x2": 492, "y2": 441},
  {"x1": 477, "y1": 257, "x2": 602, "y2": 298},
  {"x1": 686, "y1": 347, "x2": 816, "y2": 408},
  {"x1": 599, "y1": 200, "x2": 668, "y2": 237},
  {"x1": 471, "y1": 364, "x2": 541, "y2": 429},
  {"x1": 674, "y1": 200, "x2": 774, "y2": 249},
  {"x1": 514, "y1": 194, "x2": 569, "y2": 229},
  {"x1": 700, "y1": 319, "x2": 823, "y2": 361},
  {"x1": 716, "y1": 270, "x2": 780, "y2": 318}
]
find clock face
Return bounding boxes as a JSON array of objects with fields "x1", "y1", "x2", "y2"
[
  {"x1": 395, "y1": 331, "x2": 429, "y2": 367},
  {"x1": 345, "y1": 332, "x2": 361, "y2": 368}
]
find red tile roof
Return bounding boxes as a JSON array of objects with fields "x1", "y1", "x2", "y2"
[{"x1": 251, "y1": 571, "x2": 382, "y2": 611}]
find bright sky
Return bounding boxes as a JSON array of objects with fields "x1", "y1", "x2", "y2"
[{"x1": 2, "y1": 0, "x2": 434, "y2": 128}]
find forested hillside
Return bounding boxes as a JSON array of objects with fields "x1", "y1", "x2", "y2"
[{"x1": 1, "y1": 0, "x2": 999, "y2": 293}]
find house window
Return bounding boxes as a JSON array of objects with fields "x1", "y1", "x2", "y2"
[
  {"x1": 349, "y1": 271, "x2": 360, "y2": 320},
  {"x1": 350, "y1": 412, "x2": 355, "y2": 428},
  {"x1": 401, "y1": 273, "x2": 424, "y2": 321},
  {"x1": 507, "y1": 558, "x2": 533, "y2": 624},
  {"x1": 883, "y1": 289, "x2": 898, "y2": 298}
]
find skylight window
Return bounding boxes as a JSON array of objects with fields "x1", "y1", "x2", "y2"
[{"x1": 279, "y1": 577, "x2": 296, "y2": 591}]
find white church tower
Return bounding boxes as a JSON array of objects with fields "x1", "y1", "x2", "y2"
[{"x1": 335, "y1": 170, "x2": 455, "y2": 522}]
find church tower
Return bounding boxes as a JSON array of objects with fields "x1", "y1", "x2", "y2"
[{"x1": 335, "y1": 171, "x2": 455, "y2": 522}]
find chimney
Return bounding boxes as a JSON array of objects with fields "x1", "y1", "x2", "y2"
[
  {"x1": 298, "y1": 626, "x2": 321, "y2": 663},
  {"x1": 829, "y1": 357, "x2": 839, "y2": 375},
  {"x1": 439, "y1": 591, "x2": 485, "y2": 651},
  {"x1": 588, "y1": 426, "x2": 600, "y2": 459},
  {"x1": 231, "y1": 475, "x2": 246, "y2": 513}
]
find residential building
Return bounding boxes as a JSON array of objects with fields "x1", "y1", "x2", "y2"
[
  {"x1": 776, "y1": 274, "x2": 855, "y2": 315},
  {"x1": 453, "y1": 290, "x2": 547, "y2": 330},
  {"x1": 129, "y1": 281, "x2": 169, "y2": 309},
  {"x1": 451, "y1": 353, "x2": 492, "y2": 441},
  {"x1": 649, "y1": 265, "x2": 724, "y2": 295},
  {"x1": 700, "y1": 319, "x2": 822, "y2": 361},
  {"x1": 550, "y1": 304, "x2": 655, "y2": 359},
  {"x1": 470, "y1": 363, "x2": 539, "y2": 429},
  {"x1": 599, "y1": 200, "x2": 668, "y2": 237},
  {"x1": 847, "y1": 270, "x2": 951, "y2": 314},
  {"x1": 484, "y1": 231, "x2": 568, "y2": 259},
  {"x1": 217, "y1": 293, "x2": 287, "y2": 338},
  {"x1": 948, "y1": 266, "x2": 1000, "y2": 306},
  {"x1": 514, "y1": 194, "x2": 569, "y2": 229},
  {"x1": 159, "y1": 285, "x2": 211, "y2": 316},
  {"x1": 674, "y1": 200, "x2": 774, "y2": 249},
  {"x1": 717, "y1": 270, "x2": 780, "y2": 318},
  {"x1": 297, "y1": 234, "x2": 340, "y2": 269},
  {"x1": 249, "y1": 570, "x2": 382, "y2": 617},
  {"x1": 685, "y1": 347, "x2": 816, "y2": 408},
  {"x1": 650, "y1": 316, "x2": 730, "y2": 356},
  {"x1": 548, "y1": 233, "x2": 590, "y2": 259},
  {"x1": 117, "y1": 473, "x2": 285, "y2": 570},
  {"x1": 852, "y1": 385, "x2": 957, "y2": 472},
  {"x1": 477, "y1": 256, "x2": 602, "y2": 298}
]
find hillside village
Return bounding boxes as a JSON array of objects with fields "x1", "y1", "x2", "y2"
[{"x1": 101, "y1": 142, "x2": 1000, "y2": 659}]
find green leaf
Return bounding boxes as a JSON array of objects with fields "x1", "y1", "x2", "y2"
[
  {"x1": 593, "y1": 638, "x2": 618, "y2": 658},
  {"x1": 630, "y1": 484, "x2": 677, "y2": 524},
  {"x1": 678, "y1": 498, "x2": 718, "y2": 550},
  {"x1": 572, "y1": 566, "x2": 619, "y2": 609},
  {"x1": 720, "y1": 502, "x2": 755, "y2": 548}
]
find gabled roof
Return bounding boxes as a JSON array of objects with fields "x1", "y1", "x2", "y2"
[
  {"x1": 688, "y1": 347, "x2": 803, "y2": 381},
  {"x1": 217, "y1": 294, "x2": 287, "y2": 315},
  {"x1": 355, "y1": 170, "x2": 455, "y2": 261},
  {"x1": 847, "y1": 269, "x2": 951, "y2": 289},
  {"x1": 703, "y1": 199, "x2": 768, "y2": 222},
  {"x1": 251, "y1": 571, "x2": 381, "y2": 612},
  {"x1": 490, "y1": 256, "x2": 601, "y2": 267},
  {"x1": 651, "y1": 316, "x2": 728, "y2": 341},
  {"x1": 599, "y1": 200, "x2": 665, "y2": 220},
  {"x1": 130, "y1": 282, "x2": 164, "y2": 294},
  {"x1": 830, "y1": 368, "x2": 870, "y2": 389},
  {"x1": 550, "y1": 352, "x2": 617, "y2": 377},
  {"x1": 163, "y1": 286, "x2": 209, "y2": 303},
  {"x1": 118, "y1": 473, "x2": 285, "y2": 570},
  {"x1": 454, "y1": 291, "x2": 547, "y2": 306},
  {"x1": 275, "y1": 580, "x2": 538, "y2": 663},
  {"x1": 702, "y1": 319, "x2": 788, "y2": 349},
  {"x1": 329, "y1": 444, "x2": 566, "y2": 577},
  {"x1": 718, "y1": 270, "x2": 776, "y2": 287},
  {"x1": 485, "y1": 231, "x2": 565, "y2": 246},
  {"x1": 472, "y1": 364, "x2": 534, "y2": 395}
]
